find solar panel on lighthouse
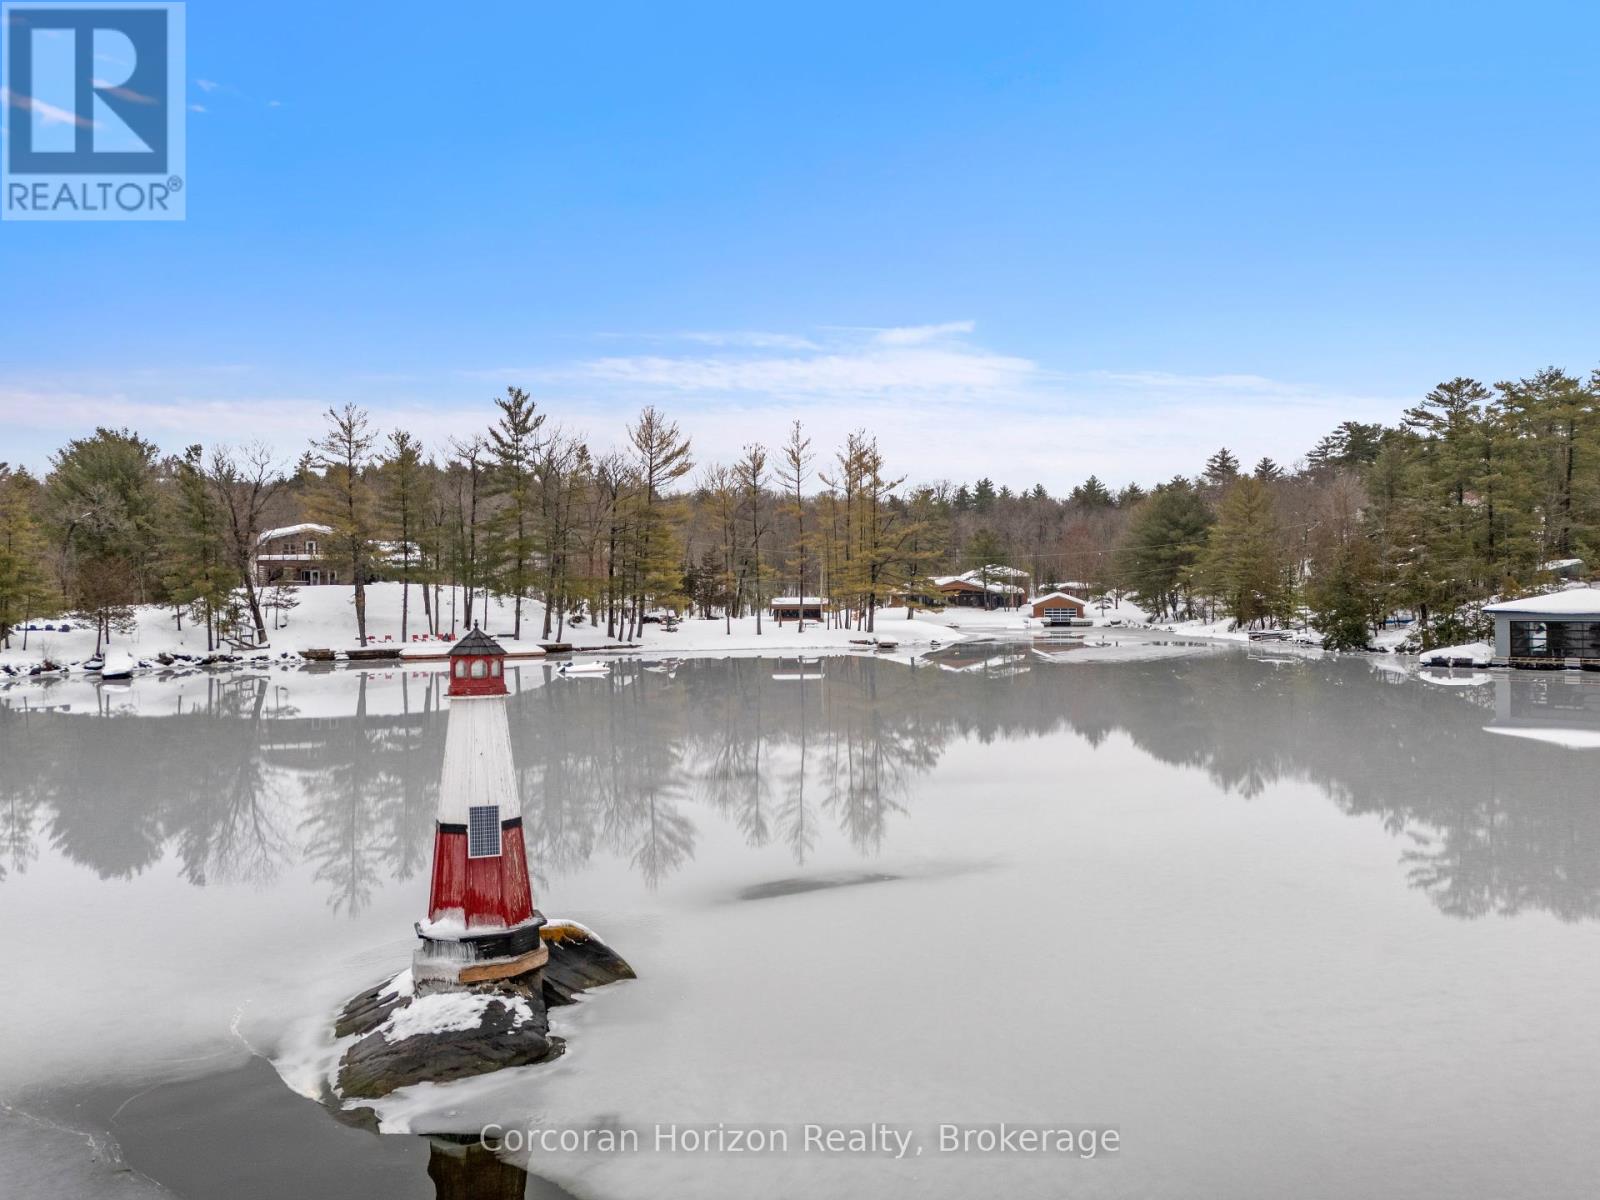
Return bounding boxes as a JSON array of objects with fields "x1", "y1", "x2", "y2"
[{"x1": 467, "y1": 804, "x2": 502, "y2": 858}]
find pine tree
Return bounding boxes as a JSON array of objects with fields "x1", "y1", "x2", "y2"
[
  {"x1": 1401, "y1": 377, "x2": 1526, "y2": 602},
  {"x1": 307, "y1": 405, "x2": 378, "y2": 645},
  {"x1": 1197, "y1": 476, "x2": 1290, "y2": 628},
  {"x1": 47, "y1": 428, "x2": 163, "y2": 649},
  {"x1": 380, "y1": 430, "x2": 427, "y2": 642},
  {"x1": 625, "y1": 407, "x2": 693, "y2": 639},
  {"x1": 777, "y1": 420, "x2": 814, "y2": 631},
  {"x1": 486, "y1": 387, "x2": 546, "y2": 639},
  {"x1": 700, "y1": 464, "x2": 741, "y2": 631},
  {"x1": 1203, "y1": 447, "x2": 1241, "y2": 488},
  {"x1": 850, "y1": 435, "x2": 915, "y2": 631},
  {"x1": 0, "y1": 466, "x2": 57, "y2": 648},
  {"x1": 965, "y1": 528, "x2": 1009, "y2": 608},
  {"x1": 1498, "y1": 367, "x2": 1598, "y2": 561},
  {"x1": 165, "y1": 445, "x2": 233, "y2": 650},
  {"x1": 445, "y1": 435, "x2": 491, "y2": 633},
  {"x1": 1115, "y1": 481, "x2": 1212, "y2": 620},
  {"x1": 1253, "y1": 456, "x2": 1284, "y2": 481},
  {"x1": 736, "y1": 444, "x2": 770, "y2": 634},
  {"x1": 535, "y1": 433, "x2": 587, "y2": 639},
  {"x1": 1069, "y1": 475, "x2": 1113, "y2": 508},
  {"x1": 1306, "y1": 477, "x2": 1380, "y2": 650}
]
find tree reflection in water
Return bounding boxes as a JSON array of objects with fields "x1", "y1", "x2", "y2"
[{"x1": 4, "y1": 650, "x2": 1600, "y2": 920}]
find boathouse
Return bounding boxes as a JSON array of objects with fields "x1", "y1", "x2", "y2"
[
  {"x1": 1030, "y1": 591, "x2": 1089, "y2": 625},
  {"x1": 1485, "y1": 586, "x2": 1600, "y2": 668}
]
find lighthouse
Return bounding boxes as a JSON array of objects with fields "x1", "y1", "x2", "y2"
[{"x1": 413, "y1": 628, "x2": 547, "y2": 991}]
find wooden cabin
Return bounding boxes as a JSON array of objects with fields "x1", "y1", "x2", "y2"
[{"x1": 1030, "y1": 591, "x2": 1089, "y2": 625}]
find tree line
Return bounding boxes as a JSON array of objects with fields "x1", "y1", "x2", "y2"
[
  {"x1": 0, "y1": 394, "x2": 942, "y2": 650},
  {"x1": 1, "y1": 365, "x2": 1596, "y2": 652}
]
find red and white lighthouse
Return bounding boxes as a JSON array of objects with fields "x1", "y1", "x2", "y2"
[{"x1": 414, "y1": 628, "x2": 547, "y2": 989}]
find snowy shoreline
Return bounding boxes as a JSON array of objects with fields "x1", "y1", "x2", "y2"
[
  {"x1": 0, "y1": 582, "x2": 977, "y2": 685},
  {"x1": 3, "y1": 580, "x2": 1492, "y2": 690}
]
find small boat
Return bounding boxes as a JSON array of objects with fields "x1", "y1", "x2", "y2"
[
  {"x1": 873, "y1": 640, "x2": 899, "y2": 651},
  {"x1": 82, "y1": 654, "x2": 105, "y2": 673}
]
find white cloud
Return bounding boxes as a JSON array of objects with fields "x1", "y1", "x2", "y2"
[
  {"x1": 195, "y1": 78, "x2": 220, "y2": 92},
  {"x1": 546, "y1": 345, "x2": 1034, "y2": 397},
  {"x1": 870, "y1": 319, "x2": 976, "y2": 346},
  {"x1": 483, "y1": 325, "x2": 1403, "y2": 485},
  {"x1": 0, "y1": 325, "x2": 1408, "y2": 490},
  {"x1": 674, "y1": 330, "x2": 821, "y2": 351}
]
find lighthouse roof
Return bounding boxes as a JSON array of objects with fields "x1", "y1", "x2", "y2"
[{"x1": 449, "y1": 627, "x2": 507, "y2": 657}]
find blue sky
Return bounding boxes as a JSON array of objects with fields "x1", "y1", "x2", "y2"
[{"x1": 5, "y1": 0, "x2": 1600, "y2": 486}]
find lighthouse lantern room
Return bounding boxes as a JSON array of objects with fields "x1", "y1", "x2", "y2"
[{"x1": 414, "y1": 628, "x2": 547, "y2": 990}]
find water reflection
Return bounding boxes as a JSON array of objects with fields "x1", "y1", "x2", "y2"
[{"x1": 5, "y1": 648, "x2": 1600, "y2": 921}]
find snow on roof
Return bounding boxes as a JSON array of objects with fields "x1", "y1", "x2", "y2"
[
  {"x1": 257, "y1": 523, "x2": 332, "y2": 544},
  {"x1": 1032, "y1": 591, "x2": 1089, "y2": 606},
  {"x1": 1542, "y1": 558, "x2": 1585, "y2": 571},
  {"x1": 932, "y1": 571, "x2": 1025, "y2": 593},
  {"x1": 769, "y1": 596, "x2": 828, "y2": 605},
  {"x1": 1484, "y1": 586, "x2": 1600, "y2": 616}
]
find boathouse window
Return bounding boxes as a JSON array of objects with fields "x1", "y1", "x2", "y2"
[
  {"x1": 470, "y1": 659, "x2": 487, "y2": 678},
  {"x1": 491, "y1": 660, "x2": 502, "y2": 677},
  {"x1": 468, "y1": 805, "x2": 502, "y2": 858},
  {"x1": 1562, "y1": 621, "x2": 1600, "y2": 658},
  {"x1": 1511, "y1": 621, "x2": 1550, "y2": 658},
  {"x1": 453, "y1": 660, "x2": 466, "y2": 678},
  {"x1": 1514, "y1": 620, "x2": 1600, "y2": 660}
]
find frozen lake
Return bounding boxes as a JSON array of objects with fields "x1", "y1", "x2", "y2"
[{"x1": 4, "y1": 639, "x2": 1600, "y2": 1198}]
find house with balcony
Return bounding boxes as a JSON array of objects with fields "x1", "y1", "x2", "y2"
[{"x1": 254, "y1": 523, "x2": 337, "y2": 586}]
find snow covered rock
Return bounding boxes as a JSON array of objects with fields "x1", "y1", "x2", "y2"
[
  {"x1": 1419, "y1": 641, "x2": 1494, "y2": 668},
  {"x1": 330, "y1": 920, "x2": 634, "y2": 1101},
  {"x1": 336, "y1": 980, "x2": 557, "y2": 1100}
]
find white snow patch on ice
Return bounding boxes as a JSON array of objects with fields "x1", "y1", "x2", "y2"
[{"x1": 1484, "y1": 726, "x2": 1600, "y2": 750}]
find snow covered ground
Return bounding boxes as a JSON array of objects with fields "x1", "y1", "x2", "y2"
[
  {"x1": 0, "y1": 583, "x2": 966, "y2": 679},
  {"x1": 921, "y1": 598, "x2": 1314, "y2": 647}
]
